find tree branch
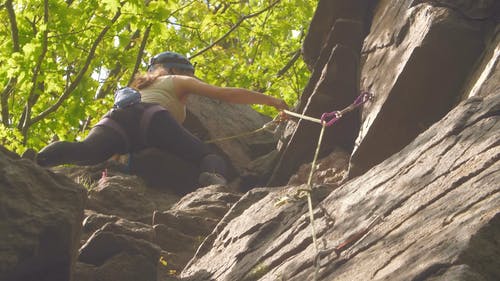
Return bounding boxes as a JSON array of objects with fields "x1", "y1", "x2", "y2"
[
  {"x1": 5, "y1": 0, "x2": 19, "y2": 51},
  {"x1": 1, "y1": 0, "x2": 20, "y2": 126},
  {"x1": 1, "y1": 78, "x2": 16, "y2": 126},
  {"x1": 189, "y1": 0, "x2": 281, "y2": 59},
  {"x1": 29, "y1": 9, "x2": 122, "y2": 126},
  {"x1": 128, "y1": 24, "x2": 151, "y2": 86},
  {"x1": 277, "y1": 49, "x2": 301, "y2": 77},
  {"x1": 94, "y1": 29, "x2": 142, "y2": 99},
  {"x1": 98, "y1": 0, "x2": 154, "y2": 97},
  {"x1": 19, "y1": 0, "x2": 49, "y2": 137}
]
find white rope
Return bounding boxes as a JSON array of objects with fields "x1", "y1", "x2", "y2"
[{"x1": 283, "y1": 109, "x2": 323, "y2": 125}]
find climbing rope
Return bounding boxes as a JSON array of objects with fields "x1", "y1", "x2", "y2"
[
  {"x1": 204, "y1": 117, "x2": 281, "y2": 144},
  {"x1": 203, "y1": 91, "x2": 373, "y2": 279},
  {"x1": 274, "y1": 91, "x2": 373, "y2": 280},
  {"x1": 205, "y1": 91, "x2": 372, "y2": 144}
]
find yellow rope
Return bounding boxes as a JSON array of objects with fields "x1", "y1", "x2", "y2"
[
  {"x1": 204, "y1": 120, "x2": 278, "y2": 144},
  {"x1": 306, "y1": 123, "x2": 326, "y2": 281},
  {"x1": 274, "y1": 95, "x2": 372, "y2": 279},
  {"x1": 271, "y1": 109, "x2": 328, "y2": 280},
  {"x1": 205, "y1": 126, "x2": 267, "y2": 144}
]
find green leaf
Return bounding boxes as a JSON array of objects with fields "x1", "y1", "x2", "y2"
[{"x1": 0, "y1": 0, "x2": 317, "y2": 148}]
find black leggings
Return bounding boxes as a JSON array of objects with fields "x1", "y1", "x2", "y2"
[{"x1": 37, "y1": 110, "x2": 227, "y2": 177}]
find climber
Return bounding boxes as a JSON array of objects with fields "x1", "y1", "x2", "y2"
[{"x1": 34, "y1": 51, "x2": 288, "y2": 186}]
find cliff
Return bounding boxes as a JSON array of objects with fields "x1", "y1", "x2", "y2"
[{"x1": 0, "y1": 1, "x2": 498, "y2": 281}]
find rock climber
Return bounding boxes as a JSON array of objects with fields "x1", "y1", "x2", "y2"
[{"x1": 34, "y1": 51, "x2": 288, "y2": 186}]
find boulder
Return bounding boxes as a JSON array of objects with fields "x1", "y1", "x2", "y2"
[
  {"x1": 269, "y1": 0, "x2": 377, "y2": 187},
  {"x1": 86, "y1": 174, "x2": 180, "y2": 223},
  {"x1": 298, "y1": 19, "x2": 366, "y2": 113},
  {"x1": 0, "y1": 151, "x2": 87, "y2": 281},
  {"x1": 75, "y1": 182, "x2": 242, "y2": 281},
  {"x1": 287, "y1": 148, "x2": 349, "y2": 186},
  {"x1": 181, "y1": 185, "x2": 334, "y2": 281},
  {"x1": 184, "y1": 94, "x2": 276, "y2": 176},
  {"x1": 170, "y1": 185, "x2": 242, "y2": 219},
  {"x1": 151, "y1": 185, "x2": 242, "y2": 270},
  {"x1": 77, "y1": 230, "x2": 160, "y2": 281}
]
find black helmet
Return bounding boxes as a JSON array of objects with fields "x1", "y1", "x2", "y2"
[{"x1": 147, "y1": 51, "x2": 194, "y2": 72}]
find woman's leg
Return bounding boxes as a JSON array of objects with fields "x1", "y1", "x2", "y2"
[
  {"x1": 37, "y1": 126, "x2": 127, "y2": 167},
  {"x1": 146, "y1": 111, "x2": 227, "y2": 178}
]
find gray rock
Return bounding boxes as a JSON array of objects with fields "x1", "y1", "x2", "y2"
[
  {"x1": 302, "y1": 0, "x2": 375, "y2": 69},
  {"x1": 287, "y1": 148, "x2": 349, "y2": 186},
  {"x1": 86, "y1": 174, "x2": 180, "y2": 223},
  {"x1": 350, "y1": 2, "x2": 488, "y2": 177},
  {"x1": 171, "y1": 185, "x2": 241, "y2": 219},
  {"x1": 410, "y1": 0, "x2": 500, "y2": 20},
  {"x1": 0, "y1": 153, "x2": 87, "y2": 281},
  {"x1": 181, "y1": 91, "x2": 499, "y2": 280},
  {"x1": 153, "y1": 210, "x2": 219, "y2": 237},
  {"x1": 461, "y1": 25, "x2": 500, "y2": 100}
]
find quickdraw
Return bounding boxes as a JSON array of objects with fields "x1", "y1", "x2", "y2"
[{"x1": 205, "y1": 92, "x2": 373, "y2": 144}]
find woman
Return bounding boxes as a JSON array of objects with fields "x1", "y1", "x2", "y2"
[{"x1": 36, "y1": 51, "x2": 288, "y2": 186}]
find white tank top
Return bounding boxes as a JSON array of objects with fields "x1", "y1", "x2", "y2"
[{"x1": 139, "y1": 75, "x2": 186, "y2": 123}]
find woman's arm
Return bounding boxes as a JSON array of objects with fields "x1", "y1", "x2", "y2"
[{"x1": 172, "y1": 75, "x2": 288, "y2": 110}]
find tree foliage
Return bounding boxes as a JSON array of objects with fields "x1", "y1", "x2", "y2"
[{"x1": 0, "y1": 0, "x2": 316, "y2": 153}]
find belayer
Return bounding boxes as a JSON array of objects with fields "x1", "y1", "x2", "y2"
[{"x1": 35, "y1": 51, "x2": 288, "y2": 186}]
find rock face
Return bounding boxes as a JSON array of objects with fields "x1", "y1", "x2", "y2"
[
  {"x1": 72, "y1": 173, "x2": 241, "y2": 281},
  {"x1": 348, "y1": 0, "x2": 495, "y2": 177},
  {"x1": 182, "y1": 89, "x2": 499, "y2": 281},
  {"x1": 179, "y1": 0, "x2": 499, "y2": 280},
  {"x1": 268, "y1": 0, "x2": 375, "y2": 186},
  {"x1": 1, "y1": 1, "x2": 499, "y2": 281},
  {"x1": 0, "y1": 151, "x2": 87, "y2": 281},
  {"x1": 86, "y1": 174, "x2": 180, "y2": 223}
]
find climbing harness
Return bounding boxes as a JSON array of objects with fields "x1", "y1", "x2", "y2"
[
  {"x1": 96, "y1": 104, "x2": 166, "y2": 151},
  {"x1": 273, "y1": 91, "x2": 373, "y2": 280}
]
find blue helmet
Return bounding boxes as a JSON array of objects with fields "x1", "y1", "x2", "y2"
[{"x1": 147, "y1": 51, "x2": 194, "y2": 72}]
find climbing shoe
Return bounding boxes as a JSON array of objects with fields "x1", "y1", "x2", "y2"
[{"x1": 198, "y1": 172, "x2": 227, "y2": 186}]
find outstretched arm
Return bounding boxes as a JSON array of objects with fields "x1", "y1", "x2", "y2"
[{"x1": 172, "y1": 75, "x2": 288, "y2": 110}]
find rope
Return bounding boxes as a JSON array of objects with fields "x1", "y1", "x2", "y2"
[
  {"x1": 283, "y1": 109, "x2": 324, "y2": 125},
  {"x1": 306, "y1": 122, "x2": 326, "y2": 281},
  {"x1": 204, "y1": 92, "x2": 373, "y2": 279},
  {"x1": 204, "y1": 118, "x2": 281, "y2": 144},
  {"x1": 205, "y1": 91, "x2": 373, "y2": 144},
  {"x1": 273, "y1": 91, "x2": 373, "y2": 280}
]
